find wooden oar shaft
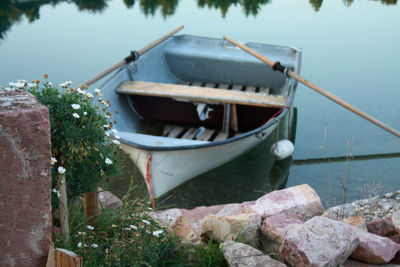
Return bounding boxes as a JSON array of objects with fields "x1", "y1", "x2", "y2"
[
  {"x1": 223, "y1": 35, "x2": 400, "y2": 139},
  {"x1": 77, "y1": 25, "x2": 184, "y2": 88}
]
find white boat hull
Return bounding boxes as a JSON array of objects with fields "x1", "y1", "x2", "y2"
[{"x1": 120, "y1": 124, "x2": 276, "y2": 198}]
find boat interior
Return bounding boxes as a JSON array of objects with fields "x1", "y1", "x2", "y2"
[
  {"x1": 117, "y1": 79, "x2": 286, "y2": 142},
  {"x1": 109, "y1": 35, "x2": 301, "y2": 144}
]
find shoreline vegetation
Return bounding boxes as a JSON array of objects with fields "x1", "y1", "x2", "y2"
[{"x1": 1, "y1": 0, "x2": 398, "y2": 40}]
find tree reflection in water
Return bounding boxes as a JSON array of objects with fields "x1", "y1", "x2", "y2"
[{"x1": 0, "y1": 0, "x2": 397, "y2": 39}]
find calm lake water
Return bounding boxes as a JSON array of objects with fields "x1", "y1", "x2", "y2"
[{"x1": 1, "y1": 0, "x2": 400, "y2": 208}]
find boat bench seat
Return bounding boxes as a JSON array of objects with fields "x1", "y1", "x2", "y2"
[
  {"x1": 118, "y1": 132, "x2": 210, "y2": 148},
  {"x1": 116, "y1": 81, "x2": 288, "y2": 107}
]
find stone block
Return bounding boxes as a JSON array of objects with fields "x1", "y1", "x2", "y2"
[
  {"x1": 260, "y1": 213, "x2": 304, "y2": 254},
  {"x1": 0, "y1": 89, "x2": 52, "y2": 266},
  {"x1": 280, "y1": 216, "x2": 359, "y2": 267},
  {"x1": 351, "y1": 227, "x2": 400, "y2": 264},
  {"x1": 243, "y1": 184, "x2": 324, "y2": 220},
  {"x1": 202, "y1": 213, "x2": 261, "y2": 246},
  {"x1": 220, "y1": 241, "x2": 286, "y2": 267}
]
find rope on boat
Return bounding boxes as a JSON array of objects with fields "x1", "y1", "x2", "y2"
[{"x1": 124, "y1": 51, "x2": 140, "y2": 63}]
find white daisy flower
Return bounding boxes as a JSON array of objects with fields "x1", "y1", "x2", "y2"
[
  {"x1": 83, "y1": 112, "x2": 88, "y2": 116},
  {"x1": 72, "y1": 113, "x2": 80, "y2": 119},
  {"x1": 86, "y1": 225, "x2": 94, "y2": 230},
  {"x1": 71, "y1": 104, "x2": 80, "y2": 110},
  {"x1": 105, "y1": 158, "x2": 113, "y2": 165},
  {"x1": 50, "y1": 157, "x2": 57, "y2": 165},
  {"x1": 152, "y1": 230, "x2": 164, "y2": 237},
  {"x1": 86, "y1": 93, "x2": 94, "y2": 98},
  {"x1": 142, "y1": 219, "x2": 151, "y2": 225},
  {"x1": 15, "y1": 81, "x2": 26, "y2": 88},
  {"x1": 78, "y1": 242, "x2": 83, "y2": 248},
  {"x1": 57, "y1": 167, "x2": 66, "y2": 174},
  {"x1": 91, "y1": 243, "x2": 98, "y2": 248}
]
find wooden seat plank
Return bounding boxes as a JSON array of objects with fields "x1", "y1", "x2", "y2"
[
  {"x1": 117, "y1": 81, "x2": 287, "y2": 108},
  {"x1": 197, "y1": 128, "x2": 215, "y2": 141}
]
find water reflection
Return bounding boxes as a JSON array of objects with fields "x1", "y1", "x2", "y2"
[{"x1": 0, "y1": 0, "x2": 397, "y2": 40}]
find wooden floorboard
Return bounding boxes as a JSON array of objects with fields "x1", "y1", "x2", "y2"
[
  {"x1": 197, "y1": 128, "x2": 215, "y2": 141},
  {"x1": 181, "y1": 128, "x2": 199, "y2": 140},
  {"x1": 213, "y1": 132, "x2": 229, "y2": 141},
  {"x1": 166, "y1": 126, "x2": 185, "y2": 138}
]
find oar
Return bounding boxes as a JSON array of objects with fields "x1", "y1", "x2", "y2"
[
  {"x1": 223, "y1": 35, "x2": 400, "y2": 139},
  {"x1": 76, "y1": 25, "x2": 184, "y2": 89}
]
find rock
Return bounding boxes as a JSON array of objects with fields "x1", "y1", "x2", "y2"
[
  {"x1": 202, "y1": 213, "x2": 261, "y2": 246},
  {"x1": 0, "y1": 89, "x2": 52, "y2": 266},
  {"x1": 366, "y1": 217, "x2": 397, "y2": 238},
  {"x1": 343, "y1": 258, "x2": 400, "y2": 266},
  {"x1": 392, "y1": 211, "x2": 400, "y2": 234},
  {"x1": 280, "y1": 216, "x2": 359, "y2": 267},
  {"x1": 344, "y1": 217, "x2": 368, "y2": 231},
  {"x1": 149, "y1": 208, "x2": 183, "y2": 228},
  {"x1": 243, "y1": 184, "x2": 324, "y2": 220},
  {"x1": 260, "y1": 213, "x2": 304, "y2": 255},
  {"x1": 220, "y1": 241, "x2": 286, "y2": 267},
  {"x1": 150, "y1": 202, "x2": 254, "y2": 238},
  {"x1": 171, "y1": 216, "x2": 200, "y2": 244},
  {"x1": 351, "y1": 227, "x2": 400, "y2": 264},
  {"x1": 98, "y1": 187, "x2": 121, "y2": 209}
]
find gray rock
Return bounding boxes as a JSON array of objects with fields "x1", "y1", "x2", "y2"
[{"x1": 220, "y1": 241, "x2": 286, "y2": 267}]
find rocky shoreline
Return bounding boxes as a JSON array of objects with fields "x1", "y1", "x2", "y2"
[
  {"x1": 144, "y1": 185, "x2": 400, "y2": 266},
  {"x1": 326, "y1": 190, "x2": 400, "y2": 222}
]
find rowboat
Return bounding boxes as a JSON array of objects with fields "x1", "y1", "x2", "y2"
[{"x1": 101, "y1": 34, "x2": 302, "y2": 200}]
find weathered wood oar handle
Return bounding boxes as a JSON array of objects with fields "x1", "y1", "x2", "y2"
[
  {"x1": 77, "y1": 25, "x2": 184, "y2": 89},
  {"x1": 223, "y1": 35, "x2": 400, "y2": 139}
]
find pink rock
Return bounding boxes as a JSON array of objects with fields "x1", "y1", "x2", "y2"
[
  {"x1": 366, "y1": 217, "x2": 397, "y2": 238},
  {"x1": 0, "y1": 89, "x2": 52, "y2": 266},
  {"x1": 351, "y1": 227, "x2": 400, "y2": 264},
  {"x1": 243, "y1": 184, "x2": 324, "y2": 220},
  {"x1": 280, "y1": 216, "x2": 359, "y2": 267},
  {"x1": 98, "y1": 187, "x2": 121, "y2": 209},
  {"x1": 260, "y1": 213, "x2": 305, "y2": 254}
]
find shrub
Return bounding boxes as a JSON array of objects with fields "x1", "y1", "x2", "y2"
[{"x1": 12, "y1": 78, "x2": 118, "y2": 200}]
